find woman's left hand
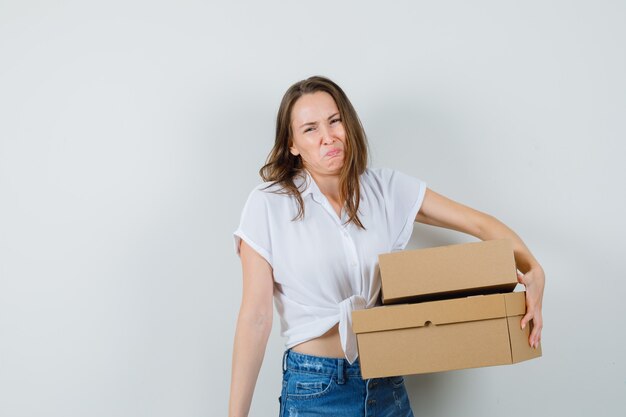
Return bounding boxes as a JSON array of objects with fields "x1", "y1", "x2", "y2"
[{"x1": 517, "y1": 267, "x2": 545, "y2": 349}]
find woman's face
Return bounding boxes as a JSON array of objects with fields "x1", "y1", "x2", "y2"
[{"x1": 289, "y1": 91, "x2": 346, "y2": 176}]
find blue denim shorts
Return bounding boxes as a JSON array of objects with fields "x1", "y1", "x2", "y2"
[{"x1": 278, "y1": 348, "x2": 414, "y2": 417}]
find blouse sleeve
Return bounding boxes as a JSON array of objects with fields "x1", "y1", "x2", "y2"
[
  {"x1": 379, "y1": 167, "x2": 428, "y2": 252},
  {"x1": 233, "y1": 187, "x2": 273, "y2": 267}
]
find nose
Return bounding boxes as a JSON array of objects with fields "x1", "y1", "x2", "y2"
[{"x1": 320, "y1": 124, "x2": 335, "y2": 144}]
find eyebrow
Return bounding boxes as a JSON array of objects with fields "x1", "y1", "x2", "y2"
[{"x1": 298, "y1": 112, "x2": 340, "y2": 129}]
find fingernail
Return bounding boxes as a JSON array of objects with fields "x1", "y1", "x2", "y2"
[{"x1": 521, "y1": 323, "x2": 525, "y2": 330}]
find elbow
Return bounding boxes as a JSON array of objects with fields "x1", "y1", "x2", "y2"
[
  {"x1": 238, "y1": 308, "x2": 273, "y2": 333},
  {"x1": 476, "y1": 213, "x2": 502, "y2": 240},
  {"x1": 472, "y1": 211, "x2": 489, "y2": 239},
  {"x1": 250, "y1": 311, "x2": 273, "y2": 329}
]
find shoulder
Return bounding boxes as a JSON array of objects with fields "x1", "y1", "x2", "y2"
[
  {"x1": 361, "y1": 166, "x2": 398, "y2": 185},
  {"x1": 364, "y1": 166, "x2": 424, "y2": 182},
  {"x1": 361, "y1": 166, "x2": 427, "y2": 195},
  {"x1": 242, "y1": 180, "x2": 291, "y2": 207},
  {"x1": 363, "y1": 166, "x2": 400, "y2": 178}
]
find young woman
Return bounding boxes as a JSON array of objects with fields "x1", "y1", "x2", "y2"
[{"x1": 228, "y1": 75, "x2": 545, "y2": 417}]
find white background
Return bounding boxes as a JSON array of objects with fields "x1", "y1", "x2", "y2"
[{"x1": 1, "y1": 1, "x2": 625, "y2": 416}]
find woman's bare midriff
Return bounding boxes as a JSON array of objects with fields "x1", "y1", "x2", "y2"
[{"x1": 290, "y1": 323, "x2": 345, "y2": 358}]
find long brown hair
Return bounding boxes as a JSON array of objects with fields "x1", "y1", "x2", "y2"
[{"x1": 259, "y1": 75, "x2": 370, "y2": 229}]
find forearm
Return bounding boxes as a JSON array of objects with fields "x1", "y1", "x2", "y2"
[
  {"x1": 477, "y1": 214, "x2": 543, "y2": 274},
  {"x1": 228, "y1": 311, "x2": 273, "y2": 417}
]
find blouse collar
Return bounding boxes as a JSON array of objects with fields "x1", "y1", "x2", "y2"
[{"x1": 293, "y1": 168, "x2": 324, "y2": 204}]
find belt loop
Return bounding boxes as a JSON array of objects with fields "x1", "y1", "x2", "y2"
[
  {"x1": 337, "y1": 358, "x2": 345, "y2": 385},
  {"x1": 282, "y1": 349, "x2": 289, "y2": 374}
]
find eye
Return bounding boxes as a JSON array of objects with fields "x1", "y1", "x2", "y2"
[
  {"x1": 331, "y1": 118, "x2": 341, "y2": 124},
  {"x1": 304, "y1": 126, "x2": 315, "y2": 133}
]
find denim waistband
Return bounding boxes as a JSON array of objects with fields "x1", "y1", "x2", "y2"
[{"x1": 282, "y1": 348, "x2": 363, "y2": 378}]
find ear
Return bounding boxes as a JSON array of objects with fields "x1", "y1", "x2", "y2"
[{"x1": 289, "y1": 141, "x2": 300, "y2": 156}]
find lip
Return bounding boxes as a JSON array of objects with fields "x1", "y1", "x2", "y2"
[{"x1": 325, "y1": 148, "x2": 341, "y2": 158}]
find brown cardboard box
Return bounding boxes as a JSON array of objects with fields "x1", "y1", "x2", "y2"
[
  {"x1": 379, "y1": 239, "x2": 518, "y2": 304},
  {"x1": 352, "y1": 291, "x2": 541, "y2": 378}
]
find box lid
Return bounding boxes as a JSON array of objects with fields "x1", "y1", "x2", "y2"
[
  {"x1": 379, "y1": 239, "x2": 518, "y2": 304},
  {"x1": 353, "y1": 291, "x2": 526, "y2": 334}
]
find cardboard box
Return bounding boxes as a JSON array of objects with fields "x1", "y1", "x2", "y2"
[
  {"x1": 379, "y1": 239, "x2": 518, "y2": 304},
  {"x1": 352, "y1": 291, "x2": 541, "y2": 378}
]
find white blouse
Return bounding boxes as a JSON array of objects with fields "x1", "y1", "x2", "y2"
[{"x1": 233, "y1": 167, "x2": 427, "y2": 364}]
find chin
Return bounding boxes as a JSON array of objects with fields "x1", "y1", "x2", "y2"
[{"x1": 329, "y1": 163, "x2": 344, "y2": 172}]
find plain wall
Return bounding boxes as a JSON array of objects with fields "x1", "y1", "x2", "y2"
[{"x1": 1, "y1": 1, "x2": 625, "y2": 416}]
